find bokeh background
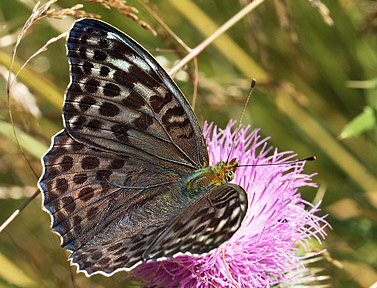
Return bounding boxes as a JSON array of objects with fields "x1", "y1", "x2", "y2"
[{"x1": 0, "y1": 0, "x2": 376, "y2": 287}]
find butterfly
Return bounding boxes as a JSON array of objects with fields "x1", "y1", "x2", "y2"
[{"x1": 38, "y1": 18, "x2": 248, "y2": 276}]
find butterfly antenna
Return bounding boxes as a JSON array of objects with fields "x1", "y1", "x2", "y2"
[
  {"x1": 235, "y1": 156, "x2": 316, "y2": 168},
  {"x1": 227, "y1": 79, "x2": 256, "y2": 163}
]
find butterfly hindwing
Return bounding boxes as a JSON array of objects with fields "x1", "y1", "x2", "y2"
[
  {"x1": 64, "y1": 19, "x2": 208, "y2": 171},
  {"x1": 67, "y1": 183, "x2": 247, "y2": 275},
  {"x1": 143, "y1": 183, "x2": 248, "y2": 260}
]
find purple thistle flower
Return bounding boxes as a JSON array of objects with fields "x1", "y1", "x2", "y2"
[{"x1": 131, "y1": 120, "x2": 329, "y2": 287}]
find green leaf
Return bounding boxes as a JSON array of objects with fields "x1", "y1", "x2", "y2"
[{"x1": 339, "y1": 106, "x2": 377, "y2": 139}]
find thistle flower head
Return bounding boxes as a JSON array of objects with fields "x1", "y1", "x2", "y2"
[{"x1": 131, "y1": 120, "x2": 329, "y2": 287}]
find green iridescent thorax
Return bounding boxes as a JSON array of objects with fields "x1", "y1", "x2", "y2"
[{"x1": 183, "y1": 158, "x2": 238, "y2": 196}]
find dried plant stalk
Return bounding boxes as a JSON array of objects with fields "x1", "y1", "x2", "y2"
[
  {"x1": 306, "y1": 0, "x2": 333, "y2": 25},
  {"x1": 46, "y1": 4, "x2": 100, "y2": 19},
  {"x1": 85, "y1": 0, "x2": 157, "y2": 35}
]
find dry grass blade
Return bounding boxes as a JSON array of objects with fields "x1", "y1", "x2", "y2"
[
  {"x1": 168, "y1": 0, "x2": 267, "y2": 76},
  {"x1": 8, "y1": 0, "x2": 56, "y2": 91},
  {"x1": 12, "y1": 32, "x2": 68, "y2": 90},
  {"x1": 274, "y1": 0, "x2": 298, "y2": 43},
  {"x1": 85, "y1": 0, "x2": 157, "y2": 35},
  {"x1": 8, "y1": 0, "x2": 98, "y2": 90},
  {"x1": 46, "y1": 4, "x2": 100, "y2": 19},
  {"x1": 85, "y1": 0, "x2": 138, "y2": 12},
  {"x1": 0, "y1": 190, "x2": 40, "y2": 233},
  {"x1": 305, "y1": 0, "x2": 333, "y2": 25}
]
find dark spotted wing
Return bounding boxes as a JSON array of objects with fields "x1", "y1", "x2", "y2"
[
  {"x1": 142, "y1": 183, "x2": 248, "y2": 261},
  {"x1": 68, "y1": 183, "x2": 248, "y2": 276},
  {"x1": 64, "y1": 19, "x2": 208, "y2": 171},
  {"x1": 39, "y1": 131, "x2": 247, "y2": 276},
  {"x1": 39, "y1": 131, "x2": 183, "y2": 256},
  {"x1": 38, "y1": 18, "x2": 246, "y2": 277}
]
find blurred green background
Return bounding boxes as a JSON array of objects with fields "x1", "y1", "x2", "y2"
[{"x1": 0, "y1": 0, "x2": 377, "y2": 287}]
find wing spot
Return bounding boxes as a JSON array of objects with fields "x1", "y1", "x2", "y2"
[
  {"x1": 79, "y1": 96, "x2": 96, "y2": 112},
  {"x1": 103, "y1": 83, "x2": 121, "y2": 97},
  {"x1": 56, "y1": 178, "x2": 69, "y2": 194},
  {"x1": 68, "y1": 50, "x2": 80, "y2": 60},
  {"x1": 72, "y1": 115, "x2": 86, "y2": 130},
  {"x1": 110, "y1": 159, "x2": 125, "y2": 169},
  {"x1": 99, "y1": 38, "x2": 109, "y2": 48},
  {"x1": 81, "y1": 156, "x2": 100, "y2": 170},
  {"x1": 87, "y1": 119, "x2": 102, "y2": 131},
  {"x1": 52, "y1": 146, "x2": 67, "y2": 155},
  {"x1": 63, "y1": 196, "x2": 76, "y2": 213},
  {"x1": 69, "y1": 83, "x2": 83, "y2": 94},
  {"x1": 121, "y1": 91, "x2": 145, "y2": 109},
  {"x1": 115, "y1": 255, "x2": 129, "y2": 263},
  {"x1": 129, "y1": 65, "x2": 159, "y2": 87},
  {"x1": 100, "y1": 66, "x2": 110, "y2": 77},
  {"x1": 129, "y1": 240, "x2": 147, "y2": 252},
  {"x1": 73, "y1": 215, "x2": 82, "y2": 226},
  {"x1": 150, "y1": 92, "x2": 172, "y2": 113},
  {"x1": 96, "y1": 170, "x2": 112, "y2": 181},
  {"x1": 132, "y1": 114, "x2": 154, "y2": 130},
  {"x1": 98, "y1": 257, "x2": 111, "y2": 266},
  {"x1": 78, "y1": 187, "x2": 95, "y2": 202},
  {"x1": 115, "y1": 247, "x2": 128, "y2": 256},
  {"x1": 60, "y1": 156, "x2": 73, "y2": 172},
  {"x1": 83, "y1": 61, "x2": 94, "y2": 74},
  {"x1": 45, "y1": 191, "x2": 59, "y2": 202},
  {"x1": 64, "y1": 103, "x2": 78, "y2": 117},
  {"x1": 85, "y1": 78, "x2": 100, "y2": 93},
  {"x1": 99, "y1": 101, "x2": 120, "y2": 117},
  {"x1": 94, "y1": 49, "x2": 107, "y2": 62},
  {"x1": 113, "y1": 69, "x2": 135, "y2": 88}
]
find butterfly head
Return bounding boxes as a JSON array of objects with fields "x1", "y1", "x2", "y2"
[{"x1": 216, "y1": 158, "x2": 238, "y2": 183}]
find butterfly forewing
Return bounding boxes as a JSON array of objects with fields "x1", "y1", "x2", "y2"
[
  {"x1": 38, "y1": 18, "x2": 248, "y2": 277},
  {"x1": 64, "y1": 19, "x2": 208, "y2": 170}
]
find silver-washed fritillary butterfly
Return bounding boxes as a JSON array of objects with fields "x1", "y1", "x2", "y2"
[{"x1": 38, "y1": 19, "x2": 248, "y2": 276}]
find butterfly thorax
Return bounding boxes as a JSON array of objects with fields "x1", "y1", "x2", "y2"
[{"x1": 183, "y1": 158, "x2": 238, "y2": 195}]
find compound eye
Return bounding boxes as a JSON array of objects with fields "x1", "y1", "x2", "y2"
[{"x1": 225, "y1": 170, "x2": 234, "y2": 182}]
